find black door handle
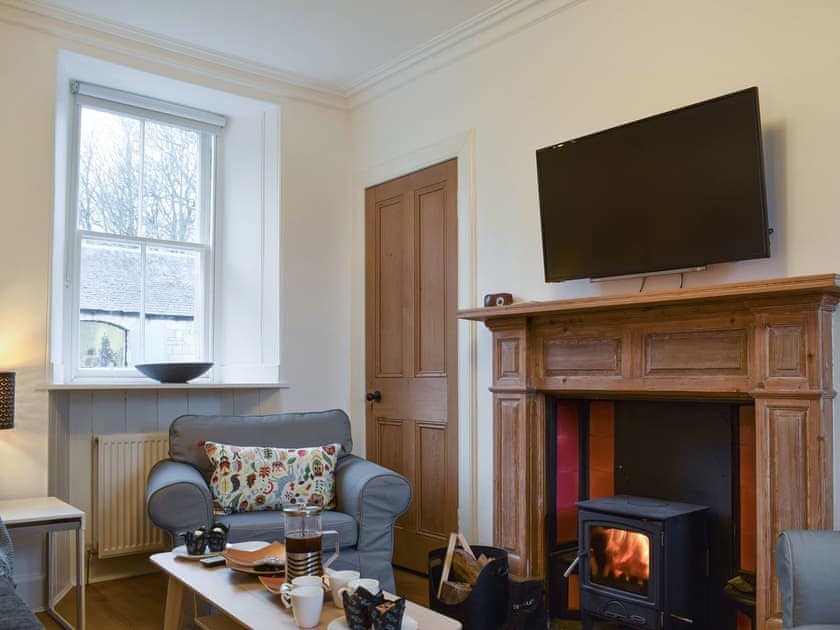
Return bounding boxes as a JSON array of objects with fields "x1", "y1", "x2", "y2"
[{"x1": 366, "y1": 391, "x2": 382, "y2": 403}]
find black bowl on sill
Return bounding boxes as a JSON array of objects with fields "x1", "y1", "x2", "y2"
[{"x1": 135, "y1": 362, "x2": 214, "y2": 383}]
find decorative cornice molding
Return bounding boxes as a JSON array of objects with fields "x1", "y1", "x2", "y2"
[
  {"x1": 1, "y1": 0, "x2": 583, "y2": 110},
  {"x1": 345, "y1": 0, "x2": 584, "y2": 108},
  {"x1": 0, "y1": 0, "x2": 348, "y2": 109}
]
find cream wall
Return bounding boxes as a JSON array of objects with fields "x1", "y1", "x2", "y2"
[
  {"x1": 0, "y1": 6, "x2": 351, "y2": 606},
  {"x1": 349, "y1": 0, "x2": 840, "y2": 543}
]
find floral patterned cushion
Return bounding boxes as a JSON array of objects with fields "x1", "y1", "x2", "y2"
[{"x1": 203, "y1": 441, "x2": 344, "y2": 513}]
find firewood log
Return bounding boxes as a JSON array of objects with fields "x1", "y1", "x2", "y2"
[
  {"x1": 452, "y1": 548, "x2": 484, "y2": 585},
  {"x1": 436, "y1": 533, "x2": 458, "y2": 599},
  {"x1": 439, "y1": 580, "x2": 472, "y2": 605}
]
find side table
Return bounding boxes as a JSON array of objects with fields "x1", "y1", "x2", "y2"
[{"x1": 0, "y1": 497, "x2": 85, "y2": 629}]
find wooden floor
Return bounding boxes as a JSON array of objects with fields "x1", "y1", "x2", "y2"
[{"x1": 37, "y1": 568, "x2": 429, "y2": 629}]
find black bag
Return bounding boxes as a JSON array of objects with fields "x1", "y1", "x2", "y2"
[
  {"x1": 428, "y1": 545, "x2": 510, "y2": 630},
  {"x1": 501, "y1": 578, "x2": 549, "y2": 630}
]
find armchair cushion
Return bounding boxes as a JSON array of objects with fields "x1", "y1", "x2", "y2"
[
  {"x1": 204, "y1": 441, "x2": 344, "y2": 512},
  {"x1": 216, "y1": 510, "x2": 357, "y2": 547},
  {"x1": 169, "y1": 410, "x2": 353, "y2": 480},
  {"x1": 776, "y1": 530, "x2": 840, "y2": 628}
]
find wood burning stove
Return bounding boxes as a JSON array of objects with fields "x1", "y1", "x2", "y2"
[{"x1": 576, "y1": 496, "x2": 709, "y2": 629}]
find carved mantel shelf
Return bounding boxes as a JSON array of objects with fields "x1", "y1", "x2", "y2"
[
  {"x1": 459, "y1": 274, "x2": 840, "y2": 630},
  {"x1": 459, "y1": 273, "x2": 840, "y2": 321}
]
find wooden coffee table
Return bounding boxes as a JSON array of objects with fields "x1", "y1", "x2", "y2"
[{"x1": 150, "y1": 545, "x2": 461, "y2": 629}]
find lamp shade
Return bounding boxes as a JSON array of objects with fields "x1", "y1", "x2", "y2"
[{"x1": 0, "y1": 372, "x2": 14, "y2": 430}]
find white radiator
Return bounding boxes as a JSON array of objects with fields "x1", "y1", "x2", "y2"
[{"x1": 93, "y1": 432, "x2": 169, "y2": 558}]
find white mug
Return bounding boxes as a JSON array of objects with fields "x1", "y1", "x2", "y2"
[
  {"x1": 337, "y1": 577, "x2": 380, "y2": 604},
  {"x1": 280, "y1": 575, "x2": 325, "y2": 608},
  {"x1": 326, "y1": 569, "x2": 360, "y2": 608},
  {"x1": 289, "y1": 586, "x2": 324, "y2": 629}
]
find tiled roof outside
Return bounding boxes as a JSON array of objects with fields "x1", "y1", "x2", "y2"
[{"x1": 79, "y1": 241, "x2": 195, "y2": 318}]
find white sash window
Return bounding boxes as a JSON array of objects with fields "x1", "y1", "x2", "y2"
[{"x1": 67, "y1": 82, "x2": 225, "y2": 378}]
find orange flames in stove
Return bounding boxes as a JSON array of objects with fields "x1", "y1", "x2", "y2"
[{"x1": 591, "y1": 527, "x2": 650, "y2": 585}]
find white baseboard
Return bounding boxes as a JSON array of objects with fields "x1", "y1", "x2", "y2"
[{"x1": 89, "y1": 551, "x2": 161, "y2": 583}]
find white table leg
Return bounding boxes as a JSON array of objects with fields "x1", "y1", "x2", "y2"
[
  {"x1": 163, "y1": 575, "x2": 187, "y2": 630},
  {"x1": 45, "y1": 531, "x2": 52, "y2": 611},
  {"x1": 77, "y1": 525, "x2": 85, "y2": 630},
  {"x1": 45, "y1": 529, "x2": 74, "y2": 630}
]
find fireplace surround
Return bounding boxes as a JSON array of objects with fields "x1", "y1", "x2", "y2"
[{"x1": 458, "y1": 274, "x2": 840, "y2": 630}]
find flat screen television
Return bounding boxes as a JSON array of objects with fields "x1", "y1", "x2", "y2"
[{"x1": 536, "y1": 87, "x2": 770, "y2": 282}]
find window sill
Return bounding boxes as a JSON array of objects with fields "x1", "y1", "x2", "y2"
[{"x1": 42, "y1": 382, "x2": 289, "y2": 391}]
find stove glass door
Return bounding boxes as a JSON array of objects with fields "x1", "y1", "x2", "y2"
[{"x1": 588, "y1": 525, "x2": 651, "y2": 597}]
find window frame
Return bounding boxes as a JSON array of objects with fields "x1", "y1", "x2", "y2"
[{"x1": 65, "y1": 84, "x2": 222, "y2": 380}]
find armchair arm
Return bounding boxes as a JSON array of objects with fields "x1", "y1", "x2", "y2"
[
  {"x1": 147, "y1": 459, "x2": 214, "y2": 539},
  {"x1": 776, "y1": 530, "x2": 840, "y2": 627},
  {"x1": 335, "y1": 455, "x2": 412, "y2": 551}
]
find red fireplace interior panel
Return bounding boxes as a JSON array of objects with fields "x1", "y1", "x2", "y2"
[
  {"x1": 738, "y1": 404, "x2": 757, "y2": 572},
  {"x1": 555, "y1": 400, "x2": 580, "y2": 543},
  {"x1": 588, "y1": 401, "x2": 615, "y2": 499}
]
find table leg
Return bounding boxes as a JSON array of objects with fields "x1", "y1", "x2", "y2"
[
  {"x1": 77, "y1": 525, "x2": 85, "y2": 630},
  {"x1": 163, "y1": 576, "x2": 187, "y2": 630},
  {"x1": 45, "y1": 529, "x2": 73, "y2": 630},
  {"x1": 45, "y1": 531, "x2": 52, "y2": 613}
]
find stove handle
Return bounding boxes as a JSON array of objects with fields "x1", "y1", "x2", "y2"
[{"x1": 562, "y1": 549, "x2": 589, "y2": 578}]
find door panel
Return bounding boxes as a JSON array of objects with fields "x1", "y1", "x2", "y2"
[
  {"x1": 365, "y1": 159, "x2": 458, "y2": 573},
  {"x1": 416, "y1": 423, "x2": 448, "y2": 535},
  {"x1": 416, "y1": 184, "x2": 447, "y2": 376},
  {"x1": 376, "y1": 197, "x2": 407, "y2": 377}
]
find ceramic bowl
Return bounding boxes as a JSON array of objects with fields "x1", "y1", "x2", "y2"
[{"x1": 135, "y1": 362, "x2": 213, "y2": 383}]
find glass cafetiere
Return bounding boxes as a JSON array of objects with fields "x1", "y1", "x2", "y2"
[{"x1": 283, "y1": 505, "x2": 340, "y2": 580}]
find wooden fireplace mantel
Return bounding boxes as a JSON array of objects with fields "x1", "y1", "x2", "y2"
[{"x1": 459, "y1": 274, "x2": 840, "y2": 630}]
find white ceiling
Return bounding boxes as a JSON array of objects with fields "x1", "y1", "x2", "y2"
[{"x1": 45, "y1": 0, "x2": 503, "y2": 92}]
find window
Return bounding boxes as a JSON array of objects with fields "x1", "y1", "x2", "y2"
[{"x1": 69, "y1": 82, "x2": 224, "y2": 377}]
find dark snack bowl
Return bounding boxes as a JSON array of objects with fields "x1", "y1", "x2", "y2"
[
  {"x1": 372, "y1": 597, "x2": 406, "y2": 630},
  {"x1": 135, "y1": 362, "x2": 213, "y2": 383},
  {"x1": 182, "y1": 528, "x2": 208, "y2": 555},
  {"x1": 343, "y1": 587, "x2": 385, "y2": 630},
  {"x1": 208, "y1": 522, "x2": 229, "y2": 552}
]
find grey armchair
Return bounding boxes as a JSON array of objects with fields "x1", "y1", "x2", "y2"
[
  {"x1": 147, "y1": 410, "x2": 412, "y2": 592},
  {"x1": 776, "y1": 530, "x2": 840, "y2": 629}
]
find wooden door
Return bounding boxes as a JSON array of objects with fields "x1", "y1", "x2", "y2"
[{"x1": 365, "y1": 159, "x2": 458, "y2": 573}]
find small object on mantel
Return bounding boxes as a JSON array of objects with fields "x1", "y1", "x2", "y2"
[{"x1": 484, "y1": 292, "x2": 513, "y2": 307}]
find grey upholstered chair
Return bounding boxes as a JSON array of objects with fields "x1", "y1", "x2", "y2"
[
  {"x1": 146, "y1": 410, "x2": 411, "y2": 592},
  {"x1": 776, "y1": 530, "x2": 840, "y2": 629}
]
